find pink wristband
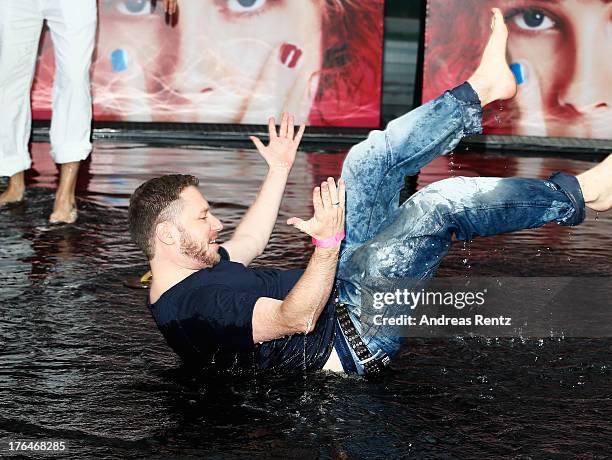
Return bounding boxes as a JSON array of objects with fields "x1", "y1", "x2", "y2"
[{"x1": 312, "y1": 230, "x2": 345, "y2": 248}]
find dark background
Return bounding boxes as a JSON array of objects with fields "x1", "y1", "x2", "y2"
[{"x1": 381, "y1": 0, "x2": 425, "y2": 124}]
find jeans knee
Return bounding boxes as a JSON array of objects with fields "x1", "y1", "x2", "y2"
[
  {"x1": 424, "y1": 176, "x2": 472, "y2": 192},
  {"x1": 404, "y1": 177, "x2": 479, "y2": 227},
  {"x1": 342, "y1": 130, "x2": 386, "y2": 176},
  {"x1": 418, "y1": 177, "x2": 486, "y2": 206},
  {"x1": 414, "y1": 177, "x2": 467, "y2": 204}
]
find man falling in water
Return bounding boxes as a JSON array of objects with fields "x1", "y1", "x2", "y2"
[{"x1": 128, "y1": 10, "x2": 612, "y2": 375}]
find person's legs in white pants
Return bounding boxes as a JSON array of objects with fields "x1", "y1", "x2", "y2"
[
  {"x1": 0, "y1": 0, "x2": 96, "y2": 223},
  {"x1": 45, "y1": 0, "x2": 96, "y2": 223},
  {"x1": 0, "y1": 1, "x2": 44, "y2": 203}
]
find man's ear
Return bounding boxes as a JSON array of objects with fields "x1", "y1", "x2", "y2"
[{"x1": 155, "y1": 221, "x2": 175, "y2": 246}]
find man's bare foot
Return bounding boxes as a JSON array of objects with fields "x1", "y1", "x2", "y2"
[
  {"x1": 50, "y1": 161, "x2": 81, "y2": 224},
  {"x1": 467, "y1": 8, "x2": 517, "y2": 107},
  {"x1": 49, "y1": 196, "x2": 78, "y2": 224},
  {"x1": 577, "y1": 154, "x2": 612, "y2": 212}
]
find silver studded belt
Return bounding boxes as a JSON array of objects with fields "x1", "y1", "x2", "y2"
[{"x1": 335, "y1": 301, "x2": 391, "y2": 375}]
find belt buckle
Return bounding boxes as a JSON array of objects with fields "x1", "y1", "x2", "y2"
[{"x1": 360, "y1": 351, "x2": 391, "y2": 375}]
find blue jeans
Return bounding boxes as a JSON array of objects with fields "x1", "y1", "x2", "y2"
[{"x1": 333, "y1": 83, "x2": 586, "y2": 374}]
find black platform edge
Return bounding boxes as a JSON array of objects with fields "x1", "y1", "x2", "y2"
[
  {"x1": 31, "y1": 122, "x2": 611, "y2": 157},
  {"x1": 458, "y1": 134, "x2": 612, "y2": 159},
  {"x1": 32, "y1": 121, "x2": 369, "y2": 151}
]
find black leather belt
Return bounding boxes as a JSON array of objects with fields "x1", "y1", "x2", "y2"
[{"x1": 336, "y1": 301, "x2": 390, "y2": 375}]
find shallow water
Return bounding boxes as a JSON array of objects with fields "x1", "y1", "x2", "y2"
[{"x1": 1, "y1": 144, "x2": 610, "y2": 458}]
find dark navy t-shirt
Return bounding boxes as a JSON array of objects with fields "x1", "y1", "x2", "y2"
[{"x1": 148, "y1": 247, "x2": 336, "y2": 373}]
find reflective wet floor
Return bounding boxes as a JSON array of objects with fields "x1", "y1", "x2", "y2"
[{"x1": 1, "y1": 143, "x2": 610, "y2": 458}]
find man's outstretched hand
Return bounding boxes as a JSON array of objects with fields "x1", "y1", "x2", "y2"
[
  {"x1": 250, "y1": 113, "x2": 306, "y2": 171},
  {"x1": 288, "y1": 178, "x2": 346, "y2": 241}
]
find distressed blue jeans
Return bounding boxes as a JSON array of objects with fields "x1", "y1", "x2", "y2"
[{"x1": 333, "y1": 83, "x2": 586, "y2": 374}]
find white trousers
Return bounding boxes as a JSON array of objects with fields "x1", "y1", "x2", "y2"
[{"x1": 0, "y1": 0, "x2": 96, "y2": 177}]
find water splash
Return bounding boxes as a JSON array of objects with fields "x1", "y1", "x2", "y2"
[
  {"x1": 461, "y1": 240, "x2": 472, "y2": 276},
  {"x1": 448, "y1": 151, "x2": 456, "y2": 177}
]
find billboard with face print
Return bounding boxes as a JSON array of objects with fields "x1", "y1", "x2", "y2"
[
  {"x1": 423, "y1": 0, "x2": 611, "y2": 140},
  {"x1": 31, "y1": 0, "x2": 385, "y2": 127}
]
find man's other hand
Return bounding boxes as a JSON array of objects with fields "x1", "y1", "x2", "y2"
[{"x1": 250, "y1": 112, "x2": 305, "y2": 171}]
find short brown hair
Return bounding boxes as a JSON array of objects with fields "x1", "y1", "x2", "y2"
[{"x1": 128, "y1": 174, "x2": 199, "y2": 259}]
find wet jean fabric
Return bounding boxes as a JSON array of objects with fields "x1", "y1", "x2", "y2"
[{"x1": 333, "y1": 83, "x2": 586, "y2": 374}]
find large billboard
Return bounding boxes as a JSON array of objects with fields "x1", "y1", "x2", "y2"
[
  {"x1": 32, "y1": 0, "x2": 385, "y2": 128},
  {"x1": 423, "y1": 0, "x2": 611, "y2": 140}
]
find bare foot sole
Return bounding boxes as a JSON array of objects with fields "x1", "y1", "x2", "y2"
[
  {"x1": 49, "y1": 204, "x2": 78, "y2": 224},
  {"x1": 577, "y1": 154, "x2": 612, "y2": 212},
  {"x1": 467, "y1": 8, "x2": 517, "y2": 106}
]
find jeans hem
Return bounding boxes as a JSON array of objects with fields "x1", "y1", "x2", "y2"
[
  {"x1": 547, "y1": 172, "x2": 586, "y2": 226},
  {"x1": 447, "y1": 82, "x2": 483, "y2": 137}
]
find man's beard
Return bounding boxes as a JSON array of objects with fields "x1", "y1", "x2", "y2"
[{"x1": 178, "y1": 228, "x2": 220, "y2": 267}]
